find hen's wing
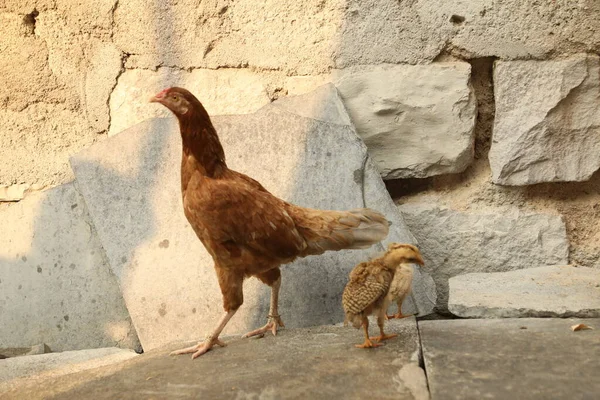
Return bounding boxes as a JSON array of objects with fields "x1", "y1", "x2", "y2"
[
  {"x1": 184, "y1": 178, "x2": 306, "y2": 260},
  {"x1": 342, "y1": 271, "x2": 391, "y2": 315}
]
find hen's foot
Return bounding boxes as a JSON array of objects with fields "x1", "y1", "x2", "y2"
[
  {"x1": 355, "y1": 338, "x2": 383, "y2": 349},
  {"x1": 370, "y1": 333, "x2": 398, "y2": 342},
  {"x1": 242, "y1": 314, "x2": 285, "y2": 338},
  {"x1": 386, "y1": 312, "x2": 414, "y2": 320},
  {"x1": 169, "y1": 336, "x2": 226, "y2": 359}
]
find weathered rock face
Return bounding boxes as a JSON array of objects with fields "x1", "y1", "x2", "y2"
[
  {"x1": 285, "y1": 63, "x2": 476, "y2": 179},
  {"x1": 335, "y1": 64, "x2": 476, "y2": 179},
  {"x1": 448, "y1": 265, "x2": 600, "y2": 318},
  {"x1": 0, "y1": 183, "x2": 139, "y2": 352},
  {"x1": 398, "y1": 203, "x2": 569, "y2": 312},
  {"x1": 109, "y1": 68, "x2": 273, "y2": 135},
  {"x1": 113, "y1": 0, "x2": 344, "y2": 75},
  {"x1": 420, "y1": 318, "x2": 600, "y2": 400},
  {"x1": 490, "y1": 54, "x2": 600, "y2": 185},
  {"x1": 71, "y1": 86, "x2": 435, "y2": 350}
]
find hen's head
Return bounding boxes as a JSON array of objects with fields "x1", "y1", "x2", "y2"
[
  {"x1": 383, "y1": 243, "x2": 424, "y2": 268},
  {"x1": 150, "y1": 87, "x2": 198, "y2": 117}
]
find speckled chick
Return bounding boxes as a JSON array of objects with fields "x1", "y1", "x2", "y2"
[{"x1": 342, "y1": 243, "x2": 424, "y2": 348}]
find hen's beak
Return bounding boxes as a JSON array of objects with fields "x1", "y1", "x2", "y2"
[{"x1": 149, "y1": 95, "x2": 161, "y2": 103}]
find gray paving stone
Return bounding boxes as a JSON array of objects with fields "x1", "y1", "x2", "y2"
[
  {"x1": 0, "y1": 348, "x2": 138, "y2": 394},
  {"x1": 70, "y1": 87, "x2": 435, "y2": 351},
  {"x1": 420, "y1": 318, "x2": 600, "y2": 400},
  {"x1": 449, "y1": 265, "x2": 600, "y2": 318},
  {"x1": 1, "y1": 318, "x2": 428, "y2": 400}
]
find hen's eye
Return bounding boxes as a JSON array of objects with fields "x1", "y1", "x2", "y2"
[{"x1": 172, "y1": 95, "x2": 178, "y2": 101}]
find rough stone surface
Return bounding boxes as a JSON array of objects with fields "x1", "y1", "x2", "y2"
[
  {"x1": 448, "y1": 265, "x2": 600, "y2": 318},
  {"x1": 420, "y1": 318, "x2": 600, "y2": 400},
  {"x1": 0, "y1": 183, "x2": 140, "y2": 352},
  {"x1": 0, "y1": 5, "x2": 122, "y2": 187},
  {"x1": 285, "y1": 63, "x2": 476, "y2": 179},
  {"x1": 71, "y1": 87, "x2": 435, "y2": 350},
  {"x1": 398, "y1": 203, "x2": 569, "y2": 312},
  {"x1": 109, "y1": 68, "x2": 273, "y2": 135},
  {"x1": 0, "y1": 348, "x2": 138, "y2": 393},
  {"x1": 490, "y1": 54, "x2": 600, "y2": 185},
  {"x1": 113, "y1": 0, "x2": 344, "y2": 74},
  {"x1": 1, "y1": 319, "x2": 429, "y2": 400}
]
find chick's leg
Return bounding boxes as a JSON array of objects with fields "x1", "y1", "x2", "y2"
[
  {"x1": 371, "y1": 312, "x2": 398, "y2": 342},
  {"x1": 356, "y1": 317, "x2": 382, "y2": 348},
  {"x1": 170, "y1": 267, "x2": 243, "y2": 359},
  {"x1": 387, "y1": 298, "x2": 414, "y2": 320},
  {"x1": 243, "y1": 268, "x2": 284, "y2": 338}
]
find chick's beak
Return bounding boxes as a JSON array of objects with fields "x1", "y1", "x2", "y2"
[{"x1": 414, "y1": 255, "x2": 425, "y2": 266}]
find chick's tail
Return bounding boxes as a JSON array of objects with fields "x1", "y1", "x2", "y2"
[{"x1": 294, "y1": 207, "x2": 390, "y2": 256}]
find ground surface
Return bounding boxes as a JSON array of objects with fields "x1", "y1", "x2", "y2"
[{"x1": 2, "y1": 317, "x2": 598, "y2": 400}]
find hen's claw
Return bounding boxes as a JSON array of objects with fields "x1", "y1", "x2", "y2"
[
  {"x1": 170, "y1": 336, "x2": 226, "y2": 359},
  {"x1": 370, "y1": 333, "x2": 398, "y2": 342},
  {"x1": 355, "y1": 338, "x2": 383, "y2": 349},
  {"x1": 242, "y1": 315, "x2": 285, "y2": 338}
]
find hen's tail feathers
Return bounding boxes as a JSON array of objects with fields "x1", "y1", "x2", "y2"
[{"x1": 299, "y1": 208, "x2": 389, "y2": 256}]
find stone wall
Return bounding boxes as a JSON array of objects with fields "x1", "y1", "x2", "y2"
[{"x1": 1, "y1": 0, "x2": 599, "y2": 343}]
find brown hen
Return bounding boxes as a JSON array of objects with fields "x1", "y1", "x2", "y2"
[
  {"x1": 150, "y1": 87, "x2": 390, "y2": 358},
  {"x1": 342, "y1": 243, "x2": 424, "y2": 348}
]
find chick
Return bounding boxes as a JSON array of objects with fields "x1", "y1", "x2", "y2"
[
  {"x1": 386, "y1": 252, "x2": 423, "y2": 319},
  {"x1": 342, "y1": 243, "x2": 424, "y2": 348}
]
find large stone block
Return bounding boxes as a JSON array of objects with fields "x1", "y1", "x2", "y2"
[
  {"x1": 420, "y1": 318, "x2": 600, "y2": 400},
  {"x1": 335, "y1": 64, "x2": 476, "y2": 179},
  {"x1": 71, "y1": 86, "x2": 435, "y2": 350},
  {"x1": 286, "y1": 63, "x2": 476, "y2": 179},
  {"x1": 398, "y1": 203, "x2": 569, "y2": 312},
  {"x1": 490, "y1": 55, "x2": 600, "y2": 185},
  {"x1": 0, "y1": 183, "x2": 139, "y2": 352},
  {"x1": 2, "y1": 319, "x2": 428, "y2": 400},
  {"x1": 448, "y1": 265, "x2": 600, "y2": 318},
  {"x1": 109, "y1": 68, "x2": 272, "y2": 135}
]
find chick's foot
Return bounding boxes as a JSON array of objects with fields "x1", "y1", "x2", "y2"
[
  {"x1": 355, "y1": 338, "x2": 383, "y2": 349},
  {"x1": 242, "y1": 315, "x2": 285, "y2": 338},
  {"x1": 170, "y1": 336, "x2": 227, "y2": 359}
]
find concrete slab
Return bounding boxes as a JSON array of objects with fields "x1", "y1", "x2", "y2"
[
  {"x1": 70, "y1": 86, "x2": 435, "y2": 351},
  {"x1": 449, "y1": 265, "x2": 600, "y2": 318},
  {"x1": 1, "y1": 318, "x2": 427, "y2": 400},
  {"x1": 0, "y1": 183, "x2": 139, "y2": 352},
  {"x1": 0, "y1": 347, "x2": 138, "y2": 394},
  {"x1": 420, "y1": 318, "x2": 600, "y2": 400}
]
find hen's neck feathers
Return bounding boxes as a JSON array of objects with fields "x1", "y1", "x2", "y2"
[{"x1": 177, "y1": 105, "x2": 227, "y2": 179}]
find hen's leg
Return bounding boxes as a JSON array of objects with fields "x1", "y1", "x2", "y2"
[
  {"x1": 371, "y1": 312, "x2": 398, "y2": 342},
  {"x1": 387, "y1": 297, "x2": 414, "y2": 319},
  {"x1": 356, "y1": 317, "x2": 382, "y2": 348},
  {"x1": 170, "y1": 267, "x2": 243, "y2": 359},
  {"x1": 243, "y1": 268, "x2": 284, "y2": 338}
]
